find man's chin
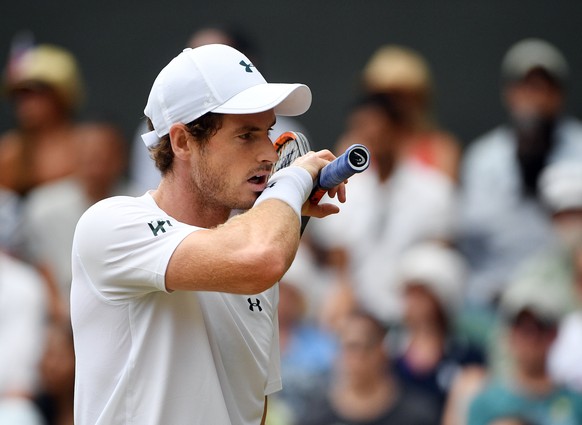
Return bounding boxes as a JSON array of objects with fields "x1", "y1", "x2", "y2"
[{"x1": 230, "y1": 197, "x2": 257, "y2": 212}]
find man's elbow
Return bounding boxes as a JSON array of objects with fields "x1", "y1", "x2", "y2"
[{"x1": 244, "y1": 246, "x2": 292, "y2": 294}]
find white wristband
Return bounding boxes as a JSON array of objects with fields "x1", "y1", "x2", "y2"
[{"x1": 255, "y1": 167, "x2": 313, "y2": 221}]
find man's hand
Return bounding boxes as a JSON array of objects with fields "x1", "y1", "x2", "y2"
[{"x1": 291, "y1": 149, "x2": 347, "y2": 219}]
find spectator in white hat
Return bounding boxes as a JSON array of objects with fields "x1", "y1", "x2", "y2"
[
  {"x1": 445, "y1": 141, "x2": 582, "y2": 425},
  {"x1": 467, "y1": 272, "x2": 582, "y2": 425},
  {"x1": 391, "y1": 242, "x2": 485, "y2": 421},
  {"x1": 495, "y1": 160, "x2": 582, "y2": 337}
]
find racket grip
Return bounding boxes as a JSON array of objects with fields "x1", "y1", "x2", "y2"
[{"x1": 308, "y1": 144, "x2": 370, "y2": 204}]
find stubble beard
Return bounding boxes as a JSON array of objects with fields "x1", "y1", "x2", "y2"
[{"x1": 189, "y1": 158, "x2": 255, "y2": 213}]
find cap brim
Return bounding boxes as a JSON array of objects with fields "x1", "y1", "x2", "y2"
[{"x1": 212, "y1": 83, "x2": 311, "y2": 116}]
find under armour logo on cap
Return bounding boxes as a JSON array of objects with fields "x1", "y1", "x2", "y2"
[{"x1": 239, "y1": 60, "x2": 254, "y2": 73}]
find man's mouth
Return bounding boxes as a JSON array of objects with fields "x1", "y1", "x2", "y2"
[{"x1": 248, "y1": 174, "x2": 268, "y2": 186}]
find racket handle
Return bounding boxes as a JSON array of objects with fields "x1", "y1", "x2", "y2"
[{"x1": 308, "y1": 144, "x2": 370, "y2": 204}]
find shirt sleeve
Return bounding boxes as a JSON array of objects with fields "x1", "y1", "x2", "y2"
[{"x1": 72, "y1": 196, "x2": 196, "y2": 301}]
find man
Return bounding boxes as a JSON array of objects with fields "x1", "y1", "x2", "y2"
[
  {"x1": 0, "y1": 43, "x2": 84, "y2": 195},
  {"x1": 309, "y1": 93, "x2": 457, "y2": 325},
  {"x1": 129, "y1": 26, "x2": 309, "y2": 194},
  {"x1": 301, "y1": 311, "x2": 439, "y2": 425},
  {"x1": 459, "y1": 38, "x2": 582, "y2": 308},
  {"x1": 0, "y1": 250, "x2": 48, "y2": 425},
  {"x1": 23, "y1": 120, "x2": 138, "y2": 320},
  {"x1": 70, "y1": 44, "x2": 345, "y2": 425},
  {"x1": 467, "y1": 273, "x2": 582, "y2": 425}
]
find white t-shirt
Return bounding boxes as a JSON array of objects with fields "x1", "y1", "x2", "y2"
[
  {"x1": 0, "y1": 252, "x2": 47, "y2": 396},
  {"x1": 71, "y1": 193, "x2": 281, "y2": 425},
  {"x1": 309, "y1": 158, "x2": 458, "y2": 323},
  {"x1": 549, "y1": 311, "x2": 582, "y2": 392}
]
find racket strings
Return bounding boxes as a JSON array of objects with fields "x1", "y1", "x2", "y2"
[{"x1": 272, "y1": 132, "x2": 311, "y2": 175}]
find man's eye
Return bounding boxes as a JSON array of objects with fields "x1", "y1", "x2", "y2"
[{"x1": 239, "y1": 133, "x2": 251, "y2": 140}]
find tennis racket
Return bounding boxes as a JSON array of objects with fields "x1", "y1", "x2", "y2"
[{"x1": 271, "y1": 131, "x2": 370, "y2": 234}]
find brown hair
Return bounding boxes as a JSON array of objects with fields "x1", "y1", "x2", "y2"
[{"x1": 147, "y1": 112, "x2": 223, "y2": 174}]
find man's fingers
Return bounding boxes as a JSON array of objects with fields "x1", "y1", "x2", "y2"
[{"x1": 302, "y1": 202, "x2": 340, "y2": 218}]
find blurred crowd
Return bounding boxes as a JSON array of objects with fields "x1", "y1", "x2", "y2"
[{"x1": 1, "y1": 26, "x2": 582, "y2": 425}]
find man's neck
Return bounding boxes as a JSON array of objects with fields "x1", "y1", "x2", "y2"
[
  {"x1": 514, "y1": 368, "x2": 555, "y2": 396},
  {"x1": 152, "y1": 176, "x2": 230, "y2": 228}
]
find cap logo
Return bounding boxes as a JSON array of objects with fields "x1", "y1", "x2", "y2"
[{"x1": 239, "y1": 60, "x2": 255, "y2": 73}]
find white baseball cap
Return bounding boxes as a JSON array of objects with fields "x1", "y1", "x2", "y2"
[
  {"x1": 501, "y1": 38, "x2": 569, "y2": 86},
  {"x1": 397, "y1": 241, "x2": 468, "y2": 315},
  {"x1": 142, "y1": 44, "x2": 312, "y2": 147},
  {"x1": 500, "y1": 268, "x2": 567, "y2": 325}
]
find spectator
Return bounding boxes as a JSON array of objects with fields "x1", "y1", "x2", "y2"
[
  {"x1": 302, "y1": 311, "x2": 439, "y2": 425},
  {"x1": 0, "y1": 43, "x2": 84, "y2": 196},
  {"x1": 309, "y1": 93, "x2": 458, "y2": 325},
  {"x1": 0, "y1": 250, "x2": 48, "y2": 425},
  {"x1": 21, "y1": 120, "x2": 138, "y2": 320},
  {"x1": 269, "y1": 263, "x2": 338, "y2": 425},
  {"x1": 548, "y1": 244, "x2": 582, "y2": 392},
  {"x1": 467, "y1": 270, "x2": 582, "y2": 425},
  {"x1": 475, "y1": 160, "x2": 582, "y2": 386},
  {"x1": 391, "y1": 242, "x2": 485, "y2": 421},
  {"x1": 458, "y1": 38, "x2": 582, "y2": 309},
  {"x1": 361, "y1": 44, "x2": 462, "y2": 181}
]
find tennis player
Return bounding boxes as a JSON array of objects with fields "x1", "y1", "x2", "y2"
[{"x1": 70, "y1": 44, "x2": 345, "y2": 425}]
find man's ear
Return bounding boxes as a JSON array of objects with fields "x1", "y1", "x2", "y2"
[{"x1": 169, "y1": 124, "x2": 192, "y2": 161}]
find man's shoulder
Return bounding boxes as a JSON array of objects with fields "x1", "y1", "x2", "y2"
[
  {"x1": 82, "y1": 193, "x2": 151, "y2": 218},
  {"x1": 75, "y1": 193, "x2": 193, "y2": 248},
  {"x1": 75, "y1": 193, "x2": 161, "y2": 240},
  {"x1": 465, "y1": 125, "x2": 513, "y2": 157}
]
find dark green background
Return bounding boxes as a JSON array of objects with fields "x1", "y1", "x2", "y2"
[{"x1": 2, "y1": 0, "x2": 582, "y2": 150}]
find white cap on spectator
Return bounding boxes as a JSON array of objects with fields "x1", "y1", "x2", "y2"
[
  {"x1": 397, "y1": 241, "x2": 468, "y2": 315},
  {"x1": 500, "y1": 270, "x2": 566, "y2": 325},
  {"x1": 501, "y1": 38, "x2": 569, "y2": 85}
]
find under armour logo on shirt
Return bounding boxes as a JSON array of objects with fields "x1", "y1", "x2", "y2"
[
  {"x1": 148, "y1": 220, "x2": 173, "y2": 236},
  {"x1": 247, "y1": 298, "x2": 262, "y2": 312}
]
